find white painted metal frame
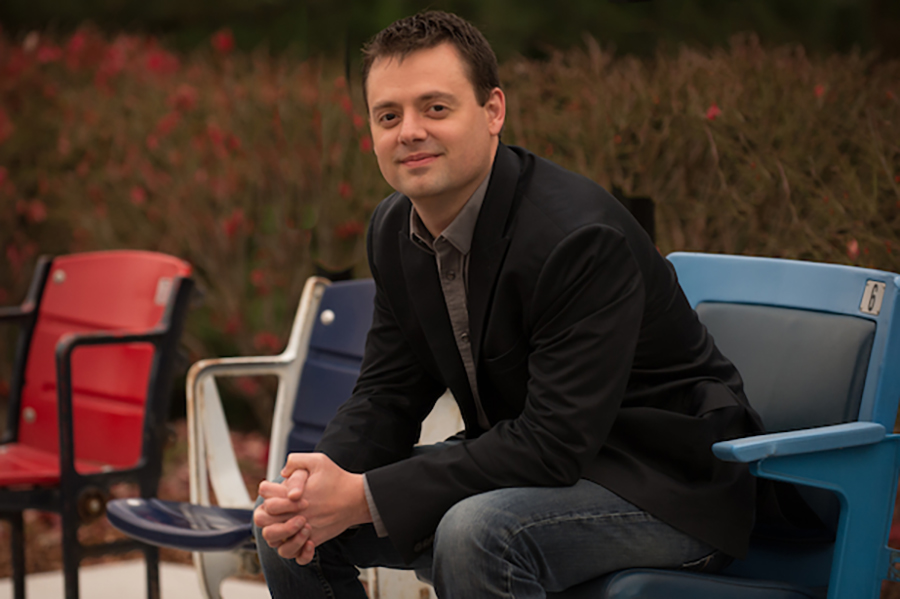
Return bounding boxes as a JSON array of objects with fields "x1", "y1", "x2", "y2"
[{"x1": 185, "y1": 276, "x2": 330, "y2": 599}]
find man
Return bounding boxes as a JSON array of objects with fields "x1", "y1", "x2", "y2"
[{"x1": 254, "y1": 11, "x2": 765, "y2": 598}]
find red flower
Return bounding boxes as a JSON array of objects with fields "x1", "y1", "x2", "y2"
[
  {"x1": 36, "y1": 45, "x2": 63, "y2": 63},
  {"x1": 211, "y1": 29, "x2": 235, "y2": 54},
  {"x1": 67, "y1": 31, "x2": 87, "y2": 56},
  {"x1": 226, "y1": 134, "x2": 241, "y2": 152},
  {"x1": 235, "y1": 377, "x2": 261, "y2": 396},
  {"x1": 814, "y1": 84, "x2": 825, "y2": 98},
  {"x1": 340, "y1": 96, "x2": 354, "y2": 116},
  {"x1": 168, "y1": 84, "x2": 198, "y2": 111},
  {"x1": 253, "y1": 331, "x2": 282, "y2": 353},
  {"x1": 130, "y1": 186, "x2": 147, "y2": 206},
  {"x1": 145, "y1": 48, "x2": 179, "y2": 75},
  {"x1": 338, "y1": 181, "x2": 353, "y2": 199},
  {"x1": 335, "y1": 220, "x2": 365, "y2": 240},
  {"x1": 155, "y1": 111, "x2": 180, "y2": 137},
  {"x1": 705, "y1": 103, "x2": 721, "y2": 121},
  {"x1": 846, "y1": 239, "x2": 860, "y2": 261},
  {"x1": 613, "y1": 134, "x2": 622, "y2": 144},
  {"x1": 224, "y1": 314, "x2": 242, "y2": 334},
  {"x1": 222, "y1": 208, "x2": 245, "y2": 239},
  {"x1": 207, "y1": 123, "x2": 225, "y2": 147},
  {"x1": 250, "y1": 268, "x2": 270, "y2": 294},
  {"x1": 352, "y1": 114, "x2": 365, "y2": 129},
  {"x1": 26, "y1": 200, "x2": 47, "y2": 224},
  {"x1": 359, "y1": 136, "x2": 372, "y2": 153}
]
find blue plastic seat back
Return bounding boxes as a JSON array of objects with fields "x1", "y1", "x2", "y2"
[
  {"x1": 286, "y1": 279, "x2": 376, "y2": 454},
  {"x1": 669, "y1": 253, "x2": 900, "y2": 431},
  {"x1": 695, "y1": 303, "x2": 874, "y2": 433}
]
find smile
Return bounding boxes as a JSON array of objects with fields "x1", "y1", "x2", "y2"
[{"x1": 400, "y1": 154, "x2": 440, "y2": 168}]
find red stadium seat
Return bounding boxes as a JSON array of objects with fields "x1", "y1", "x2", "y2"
[{"x1": 0, "y1": 250, "x2": 193, "y2": 599}]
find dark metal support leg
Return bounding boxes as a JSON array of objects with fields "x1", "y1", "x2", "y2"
[
  {"x1": 61, "y1": 511, "x2": 81, "y2": 599},
  {"x1": 9, "y1": 512, "x2": 26, "y2": 599},
  {"x1": 145, "y1": 544, "x2": 160, "y2": 599}
]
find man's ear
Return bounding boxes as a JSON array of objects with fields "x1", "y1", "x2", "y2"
[{"x1": 485, "y1": 87, "x2": 506, "y2": 136}]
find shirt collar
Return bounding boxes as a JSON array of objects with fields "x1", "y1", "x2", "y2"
[{"x1": 409, "y1": 173, "x2": 490, "y2": 255}]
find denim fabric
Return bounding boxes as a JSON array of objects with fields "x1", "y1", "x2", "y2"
[{"x1": 255, "y1": 474, "x2": 715, "y2": 598}]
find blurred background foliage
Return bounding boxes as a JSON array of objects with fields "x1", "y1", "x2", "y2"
[
  {"x1": 1, "y1": 1, "x2": 899, "y2": 430},
  {"x1": 1, "y1": 0, "x2": 900, "y2": 60}
]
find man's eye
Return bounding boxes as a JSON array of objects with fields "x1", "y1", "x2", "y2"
[
  {"x1": 380, "y1": 113, "x2": 398, "y2": 124},
  {"x1": 430, "y1": 105, "x2": 447, "y2": 114}
]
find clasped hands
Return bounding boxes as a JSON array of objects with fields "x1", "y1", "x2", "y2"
[{"x1": 253, "y1": 453, "x2": 371, "y2": 565}]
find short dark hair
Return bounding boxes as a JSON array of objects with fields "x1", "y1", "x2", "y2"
[{"x1": 361, "y1": 11, "x2": 500, "y2": 110}]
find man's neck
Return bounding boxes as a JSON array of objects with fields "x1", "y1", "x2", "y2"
[{"x1": 411, "y1": 142, "x2": 498, "y2": 238}]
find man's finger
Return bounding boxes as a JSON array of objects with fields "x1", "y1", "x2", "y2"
[
  {"x1": 283, "y1": 469, "x2": 309, "y2": 501},
  {"x1": 258, "y1": 480, "x2": 289, "y2": 500},
  {"x1": 275, "y1": 524, "x2": 312, "y2": 559},
  {"x1": 261, "y1": 515, "x2": 307, "y2": 548},
  {"x1": 254, "y1": 504, "x2": 299, "y2": 528},
  {"x1": 294, "y1": 536, "x2": 315, "y2": 566},
  {"x1": 261, "y1": 496, "x2": 305, "y2": 516},
  {"x1": 281, "y1": 452, "x2": 320, "y2": 478}
]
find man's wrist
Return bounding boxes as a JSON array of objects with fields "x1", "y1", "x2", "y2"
[{"x1": 362, "y1": 474, "x2": 388, "y2": 536}]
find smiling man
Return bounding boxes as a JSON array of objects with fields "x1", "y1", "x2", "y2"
[{"x1": 253, "y1": 11, "x2": 765, "y2": 599}]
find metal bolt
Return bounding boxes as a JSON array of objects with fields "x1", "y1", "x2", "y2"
[
  {"x1": 53, "y1": 270, "x2": 66, "y2": 284},
  {"x1": 320, "y1": 309, "x2": 335, "y2": 325},
  {"x1": 23, "y1": 407, "x2": 36, "y2": 423}
]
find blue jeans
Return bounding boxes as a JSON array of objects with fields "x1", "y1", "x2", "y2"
[{"x1": 255, "y1": 461, "x2": 716, "y2": 598}]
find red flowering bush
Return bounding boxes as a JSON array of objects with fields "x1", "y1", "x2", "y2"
[
  {"x1": 1, "y1": 28, "x2": 899, "y2": 430},
  {"x1": 0, "y1": 26, "x2": 382, "y2": 428}
]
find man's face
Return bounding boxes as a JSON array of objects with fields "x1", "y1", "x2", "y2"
[{"x1": 366, "y1": 43, "x2": 505, "y2": 213}]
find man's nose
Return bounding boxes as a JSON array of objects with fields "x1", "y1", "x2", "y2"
[{"x1": 398, "y1": 112, "x2": 427, "y2": 144}]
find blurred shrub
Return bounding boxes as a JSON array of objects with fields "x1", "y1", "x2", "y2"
[
  {"x1": 0, "y1": 28, "x2": 898, "y2": 428},
  {"x1": 2, "y1": 0, "x2": 899, "y2": 59}
]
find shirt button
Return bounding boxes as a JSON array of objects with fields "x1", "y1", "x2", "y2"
[
  {"x1": 446, "y1": 270, "x2": 456, "y2": 281},
  {"x1": 460, "y1": 332, "x2": 469, "y2": 343}
]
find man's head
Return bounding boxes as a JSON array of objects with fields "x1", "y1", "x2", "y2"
[
  {"x1": 362, "y1": 11, "x2": 500, "y2": 111},
  {"x1": 364, "y1": 12, "x2": 505, "y2": 228}
]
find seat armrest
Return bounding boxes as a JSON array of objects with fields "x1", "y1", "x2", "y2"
[
  {"x1": 54, "y1": 327, "x2": 171, "y2": 479},
  {"x1": 712, "y1": 422, "x2": 886, "y2": 463},
  {"x1": 0, "y1": 304, "x2": 35, "y2": 322}
]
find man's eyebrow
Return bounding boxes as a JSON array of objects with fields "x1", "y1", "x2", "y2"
[
  {"x1": 418, "y1": 91, "x2": 456, "y2": 103},
  {"x1": 370, "y1": 91, "x2": 458, "y2": 113}
]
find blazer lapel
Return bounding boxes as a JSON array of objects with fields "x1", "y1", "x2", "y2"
[{"x1": 469, "y1": 144, "x2": 525, "y2": 365}]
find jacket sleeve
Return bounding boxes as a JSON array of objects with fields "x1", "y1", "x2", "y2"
[
  {"x1": 366, "y1": 224, "x2": 647, "y2": 561},
  {"x1": 315, "y1": 204, "x2": 446, "y2": 474}
]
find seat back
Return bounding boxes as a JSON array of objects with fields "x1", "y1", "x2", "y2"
[
  {"x1": 670, "y1": 253, "x2": 900, "y2": 432},
  {"x1": 695, "y1": 303, "x2": 874, "y2": 433},
  {"x1": 285, "y1": 279, "x2": 375, "y2": 455},
  {"x1": 19, "y1": 250, "x2": 192, "y2": 468}
]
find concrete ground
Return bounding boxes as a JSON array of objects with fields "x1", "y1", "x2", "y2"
[{"x1": 0, "y1": 561, "x2": 269, "y2": 599}]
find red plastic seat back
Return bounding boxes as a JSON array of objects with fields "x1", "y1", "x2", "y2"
[{"x1": 18, "y1": 251, "x2": 192, "y2": 469}]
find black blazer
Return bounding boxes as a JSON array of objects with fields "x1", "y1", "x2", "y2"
[{"x1": 317, "y1": 144, "x2": 764, "y2": 563}]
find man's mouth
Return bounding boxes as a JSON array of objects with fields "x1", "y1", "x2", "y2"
[{"x1": 400, "y1": 153, "x2": 440, "y2": 168}]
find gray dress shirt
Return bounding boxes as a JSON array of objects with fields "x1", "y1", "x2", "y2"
[{"x1": 363, "y1": 173, "x2": 491, "y2": 537}]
